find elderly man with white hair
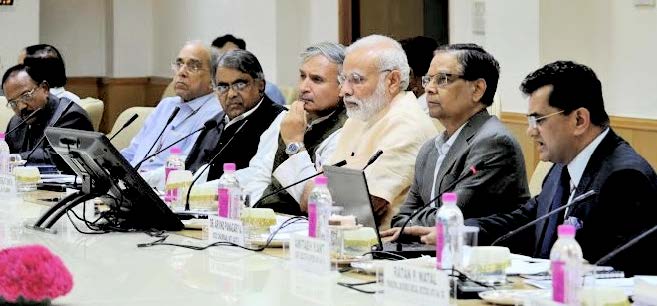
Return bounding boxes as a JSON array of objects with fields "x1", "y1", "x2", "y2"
[{"x1": 298, "y1": 35, "x2": 437, "y2": 229}]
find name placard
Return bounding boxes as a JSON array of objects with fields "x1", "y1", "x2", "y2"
[
  {"x1": 208, "y1": 215, "x2": 245, "y2": 247},
  {"x1": 289, "y1": 233, "x2": 330, "y2": 274},
  {"x1": 382, "y1": 262, "x2": 450, "y2": 305},
  {"x1": 0, "y1": 174, "x2": 16, "y2": 195}
]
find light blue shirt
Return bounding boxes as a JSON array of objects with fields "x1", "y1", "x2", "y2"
[
  {"x1": 121, "y1": 92, "x2": 221, "y2": 171},
  {"x1": 265, "y1": 82, "x2": 286, "y2": 105}
]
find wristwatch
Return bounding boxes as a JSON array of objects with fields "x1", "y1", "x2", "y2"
[{"x1": 285, "y1": 142, "x2": 305, "y2": 155}]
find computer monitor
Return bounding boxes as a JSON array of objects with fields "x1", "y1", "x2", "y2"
[{"x1": 33, "y1": 127, "x2": 183, "y2": 231}]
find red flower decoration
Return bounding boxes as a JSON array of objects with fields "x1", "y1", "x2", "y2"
[{"x1": 0, "y1": 245, "x2": 73, "y2": 303}]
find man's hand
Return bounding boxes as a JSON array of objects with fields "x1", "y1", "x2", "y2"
[
  {"x1": 280, "y1": 101, "x2": 307, "y2": 145},
  {"x1": 380, "y1": 226, "x2": 436, "y2": 245}
]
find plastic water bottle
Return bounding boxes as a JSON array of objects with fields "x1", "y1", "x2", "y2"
[
  {"x1": 307, "y1": 175, "x2": 332, "y2": 242},
  {"x1": 217, "y1": 163, "x2": 241, "y2": 219},
  {"x1": 0, "y1": 132, "x2": 10, "y2": 174},
  {"x1": 550, "y1": 224, "x2": 583, "y2": 305},
  {"x1": 435, "y1": 192, "x2": 464, "y2": 270},
  {"x1": 164, "y1": 147, "x2": 185, "y2": 206}
]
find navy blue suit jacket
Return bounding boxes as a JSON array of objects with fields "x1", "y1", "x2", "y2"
[{"x1": 467, "y1": 129, "x2": 657, "y2": 276}]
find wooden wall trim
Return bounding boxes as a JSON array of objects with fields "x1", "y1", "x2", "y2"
[
  {"x1": 500, "y1": 112, "x2": 527, "y2": 124},
  {"x1": 338, "y1": 0, "x2": 353, "y2": 45},
  {"x1": 149, "y1": 76, "x2": 173, "y2": 86},
  {"x1": 101, "y1": 77, "x2": 150, "y2": 85},
  {"x1": 610, "y1": 116, "x2": 657, "y2": 132}
]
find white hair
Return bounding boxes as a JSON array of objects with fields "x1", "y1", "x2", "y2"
[{"x1": 345, "y1": 35, "x2": 410, "y2": 91}]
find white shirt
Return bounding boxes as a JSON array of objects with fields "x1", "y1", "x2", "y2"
[
  {"x1": 50, "y1": 87, "x2": 81, "y2": 104},
  {"x1": 429, "y1": 123, "x2": 467, "y2": 206},
  {"x1": 563, "y1": 127, "x2": 610, "y2": 214},
  {"x1": 416, "y1": 93, "x2": 429, "y2": 114}
]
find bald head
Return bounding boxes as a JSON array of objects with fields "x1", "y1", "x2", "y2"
[{"x1": 172, "y1": 41, "x2": 216, "y2": 102}]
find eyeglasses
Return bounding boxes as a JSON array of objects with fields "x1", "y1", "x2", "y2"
[
  {"x1": 171, "y1": 60, "x2": 205, "y2": 74},
  {"x1": 337, "y1": 69, "x2": 392, "y2": 86},
  {"x1": 421, "y1": 73, "x2": 464, "y2": 88},
  {"x1": 6, "y1": 86, "x2": 39, "y2": 109},
  {"x1": 214, "y1": 80, "x2": 252, "y2": 94},
  {"x1": 527, "y1": 110, "x2": 565, "y2": 129}
]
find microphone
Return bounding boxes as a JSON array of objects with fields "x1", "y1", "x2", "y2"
[
  {"x1": 6, "y1": 108, "x2": 42, "y2": 135},
  {"x1": 490, "y1": 190, "x2": 597, "y2": 246},
  {"x1": 136, "y1": 107, "x2": 181, "y2": 170},
  {"x1": 251, "y1": 159, "x2": 348, "y2": 209},
  {"x1": 134, "y1": 120, "x2": 217, "y2": 170},
  {"x1": 108, "y1": 114, "x2": 139, "y2": 141},
  {"x1": 184, "y1": 119, "x2": 250, "y2": 211},
  {"x1": 362, "y1": 150, "x2": 383, "y2": 170},
  {"x1": 394, "y1": 161, "x2": 487, "y2": 250},
  {"x1": 595, "y1": 221, "x2": 657, "y2": 267},
  {"x1": 24, "y1": 102, "x2": 76, "y2": 162}
]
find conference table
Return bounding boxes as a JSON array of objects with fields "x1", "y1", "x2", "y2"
[{"x1": 1, "y1": 192, "x2": 502, "y2": 306}]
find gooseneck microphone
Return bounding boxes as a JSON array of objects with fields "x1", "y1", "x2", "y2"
[
  {"x1": 108, "y1": 114, "x2": 139, "y2": 141},
  {"x1": 595, "y1": 221, "x2": 657, "y2": 266},
  {"x1": 183, "y1": 119, "x2": 249, "y2": 211},
  {"x1": 134, "y1": 120, "x2": 217, "y2": 170},
  {"x1": 490, "y1": 189, "x2": 597, "y2": 246},
  {"x1": 252, "y1": 149, "x2": 383, "y2": 209},
  {"x1": 136, "y1": 107, "x2": 181, "y2": 170},
  {"x1": 363, "y1": 150, "x2": 383, "y2": 170},
  {"x1": 24, "y1": 102, "x2": 76, "y2": 162},
  {"x1": 6, "y1": 108, "x2": 42, "y2": 135},
  {"x1": 251, "y1": 159, "x2": 348, "y2": 209},
  {"x1": 394, "y1": 162, "x2": 486, "y2": 250}
]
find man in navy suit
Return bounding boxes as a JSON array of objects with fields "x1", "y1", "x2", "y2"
[{"x1": 397, "y1": 61, "x2": 657, "y2": 276}]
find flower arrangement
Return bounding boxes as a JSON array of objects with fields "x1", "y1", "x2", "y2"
[{"x1": 0, "y1": 245, "x2": 73, "y2": 305}]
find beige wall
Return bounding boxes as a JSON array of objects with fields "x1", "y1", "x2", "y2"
[
  {"x1": 449, "y1": 0, "x2": 657, "y2": 121},
  {"x1": 0, "y1": 0, "x2": 39, "y2": 77}
]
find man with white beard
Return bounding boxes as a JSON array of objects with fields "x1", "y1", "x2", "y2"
[{"x1": 299, "y1": 35, "x2": 437, "y2": 229}]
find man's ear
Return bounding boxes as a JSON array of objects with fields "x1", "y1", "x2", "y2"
[
  {"x1": 257, "y1": 79, "x2": 266, "y2": 93},
  {"x1": 573, "y1": 107, "x2": 591, "y2": 136},
  {"x1": 471, "y1": 79, "x2": 487, "y2": 104},
  {"x1": 387, "y1": 70, "x2": 402, "y2": 95}
]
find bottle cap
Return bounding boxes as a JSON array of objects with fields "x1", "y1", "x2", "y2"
[
  {"x1": 442, "y1": 192, "x2": 457, "y2": 203},
  {"x1": 314, "y1": 175, "x2": 328, "y2": 186},
  {"x1": 557, "y1": 224, "x2": 576, "y2": 237},
  {"x1": 223, "y1": 163, "x2": 236, "y2": 172},
  {"x1": 170, "y1": 147, "x2": 182, "y2": 154}
]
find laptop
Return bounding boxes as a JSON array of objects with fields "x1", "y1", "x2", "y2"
[{"x1": 323, "y1": 165, "x2": 435, "y2": 258}]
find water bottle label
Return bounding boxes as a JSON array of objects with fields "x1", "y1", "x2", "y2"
[
  {"x1": 435, "y1": 222, "x2": 445, "y2": 269},
  {"x1": 165, "y1": 188, "x2": 178, "y2": 204},
  {"x1": 218, "y1": 188, "x2": 230, "y2": 217},
  {"x1": 308, "y1": 202, "x2": 317, "y2": 238},
  {"x1": 551, "y1": 260, "x2": 566, "y2": 302}
]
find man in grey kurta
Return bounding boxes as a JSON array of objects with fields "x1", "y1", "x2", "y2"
[{"x1": 386, "y1": 44, "x2": 530, "y2": 230}]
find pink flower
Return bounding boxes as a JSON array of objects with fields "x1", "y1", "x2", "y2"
[{"x1": 0, "y1": 245, "x2": 73, "y2": 303}]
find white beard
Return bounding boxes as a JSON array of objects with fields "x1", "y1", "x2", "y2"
[{"x1": 344, "y1": 80, "x2": 388, "y2": 121}]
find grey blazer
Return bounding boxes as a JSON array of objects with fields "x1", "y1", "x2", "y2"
[{"x1": 391, "y1": 109, "x2": 530, "y2": 227}]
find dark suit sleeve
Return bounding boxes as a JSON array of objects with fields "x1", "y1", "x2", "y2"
[
  {"x1": 452, "y1": 133, "x2": 529, "y2": 218},
  {"x1": 577, "y1": 169, "x2": 657, "y2": 275},
  {"x1": 465, "y1": 195, "x2": 538, "y2": 249},
  {"x1": 25, "y1": 108, "x2": 94, "y2": 165}
]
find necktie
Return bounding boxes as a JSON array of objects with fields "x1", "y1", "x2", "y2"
[{"x1": 537, "y1": 167, "x2": 571, "y2": 258}]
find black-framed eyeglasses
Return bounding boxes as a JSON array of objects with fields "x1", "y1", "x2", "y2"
[
  {"x1": 527, "y1": 110, "x2": 565, "y2": 129},
  {"x1": 6, "y1": 86, "x2": 39, "y2": 109},
  {"x1": 214, "y1": 80, "x2": 252, "y2": 94},
  {"x1": 337, "y1": 69, "x2": 392, "y2": 86},
  {"x1": 421, "y1": 73, "x2": 464, "y2": 88}
]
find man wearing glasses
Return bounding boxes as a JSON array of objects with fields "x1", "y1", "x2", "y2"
[
  {"x1": 383, "y1": 44, "x2": 529, "y2": 237},
  {"x1": 185, "y1": 49, "x2": 286, "y2": 181},
  {"x1": 306, "y1": 35, "x2": 437, "y2": 229},
  {"x1": 122, "y1": 41, "x2": 221, "y2": 171},
  {"x1": 388, "y1": 61, "x2": 657, "y2": 276},
  {"x1": 2, "y1": 64, "x2": 93, "y2": 166}
]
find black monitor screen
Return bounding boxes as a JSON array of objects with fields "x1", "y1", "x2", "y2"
[{"x1": 44, "y1": 127, "x2": 183, "y2": 231}]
